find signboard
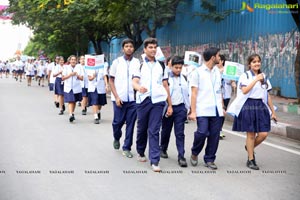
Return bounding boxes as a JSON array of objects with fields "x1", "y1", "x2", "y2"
[
  {"x1": 155, "y1": 46, "x2": 165, "y2": 61},
  {"x1": 84, "y1": 54, "x2": 104, "y2": 70},
  {"x1": 222, "y1": 61, "x2": 245, "y2": 81},
  {"x1": 184, "y1": 51, "x2": 202, "y2": 67}
]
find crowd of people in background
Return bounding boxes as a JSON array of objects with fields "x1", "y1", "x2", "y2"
[{"x1": 0, "y1": 37, "x2": 277, "y2": 172}]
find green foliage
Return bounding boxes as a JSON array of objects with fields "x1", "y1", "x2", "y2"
[
  {"x1": 194, "y1": 0, "x2": 240, "y2": 22},
  {"x1": 8, "y1": 0, "x2": 182, "y2": 56}
]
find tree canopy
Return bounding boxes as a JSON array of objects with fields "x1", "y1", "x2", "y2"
[{"x1": 8, "y1": 0, "x2": 182, "y2": 59}]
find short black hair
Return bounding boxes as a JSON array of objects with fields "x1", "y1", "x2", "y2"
[
  {"x1": 143, "y1": 38, "x2": 158, "y2": 48},
  {"x1": 171, "y1": 56, "x2": 184, "y2": 66},
  {"x1": 203, "y1": 47, "x2": 220, "y2": 62},
  {"x1": 122, "y1": 38, "x2": 134, "y2": 48}
]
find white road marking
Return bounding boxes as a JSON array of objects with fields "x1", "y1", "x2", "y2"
[{"x1": 223, "y1": 128, "x2": 300, "y2": 156}]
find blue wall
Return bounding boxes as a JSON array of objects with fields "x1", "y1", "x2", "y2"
[{"x1": 90, "y1": 0, "x2": 299, "y2": 98}]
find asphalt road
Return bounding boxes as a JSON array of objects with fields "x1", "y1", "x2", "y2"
[{"x1": 0, "y1": 77, "x2": 300, "y2": 200}]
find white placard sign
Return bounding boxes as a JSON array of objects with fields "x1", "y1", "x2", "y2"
[
  {"x1": 84, "y1": 54, "x2": 104, "y2": 70},
  {"x1": 184, "y1": 51, "x2": 202, "y2": 67},
  {"x1": 222, "y1": 61, "x2": 245, "y2": 81},
  {"x1": 155, "y1": 46, "x2": 165, "y2": 61}
]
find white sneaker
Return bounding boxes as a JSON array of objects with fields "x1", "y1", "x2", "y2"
[
  {"x1": 137, "y1": 154, "x2": 147, "y2": 162},
  {"x1": 151, "y1": 164, "x2": 161, "y2": 172}
]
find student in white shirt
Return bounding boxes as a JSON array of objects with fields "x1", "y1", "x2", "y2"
[
  {"x1": 160, "y1": 56, "x2": 190, "y2": 167},
  {"x1": 77, "y1": 56, "x2": 89, "y2": 115},
  {"x1": 132, "y1": 38, "x2": 172, "y2": 172},
  {"x1": 15, "y1": 56, "x2": 24, "y2": 82},
  {"x1": 216, "y1": 55, "x2": 236, "y2": 139},
  {"x1": 47, "y1": 56, "x2": 60, "y2": 108},
  {"x1": 62, "y1": 55, "x2": 83, "y2": 123},
  {"x1": 188, "y1": 47, "x2": 224, "y2": 170},
  {"x1": 37, "y1": 60, "x2": 47, "y2": 87},
  {"x1": 87, "y1": 59, "x2": 108, "y2": 124},
  {"x1": 53, "y1": 56, "x2": 65, "y2": 115},
  {"x1": 25, "y1": 58, "x2": 35, "y2": 86},
  {"x1": 109, "y1": 38, "x2": 140, "y2": 158},
  {"x1": 228, "y1": 54, "x2": 277, "y2": 170}
]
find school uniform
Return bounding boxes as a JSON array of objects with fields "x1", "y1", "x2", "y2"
[
  {"x1": 190, "y1": 64, "x2": 223, "y2": 163},
  {"x1": 47, "y1": 62, "x2": 57, "y2": 91},
  {"x1": 110, "y1": 56, "x2": 140, "y2": 151},
  {"x1": 62, "y1": 65, "x2": 83, "y2": 103},
  {"x1": 77, "y1": 64, "x2": 89, "y2": 97},
  {"x1": 87, "y1": 67, "x2": 107, "y2": 106},
  {"x1": 37, "y1": 64, "x2": 46, "y2": 78},
  {"x1": 231, "y1": 70, "x2": 272, "y2": 133},
  {"x1": 160, "y1": 72, "x2": 190, "y2": 159},
  {"x1": 133, "y1": 57, "x2": 168, "y2": 165},
  {"x1": 25, "y1": 62, "x2": 35, "y2": 77},
  {"x1": 15, "y1": 60, "x2": 24, "y2": 75},
  {"x1": 53, "y1": 64, "x2": 64, "y2": 95}
]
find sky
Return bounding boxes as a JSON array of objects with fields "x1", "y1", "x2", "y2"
[{"x1": 0, "y1": 0, "x2": 32, "y2": 61}]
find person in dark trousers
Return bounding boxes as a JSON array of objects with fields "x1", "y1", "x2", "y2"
[
  {"x1": 109, "y1": 38, "x2": 140, "y2": 158},
  {"x1": 132, "y1": 38, "x2": 172, "y2": 172},
  {"x1": 160, "y1": 56, "x2": 190, "y2": 167},
  {"x1": 188, "y1": 47, "x2": 224, "y2": 170}
]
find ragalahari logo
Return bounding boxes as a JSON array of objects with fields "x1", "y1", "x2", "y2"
[{"x1": 241, "y1": 1, "x2": 254, "y2": 13}]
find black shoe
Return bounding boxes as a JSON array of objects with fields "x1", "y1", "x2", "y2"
[
  {"x1": 113, "y1": 140, "x2": 120, "y2": 150},
  {"x1": 82, "y1": 110, "x2": 87, "y2": 115},
  {"x1": 247, "y1": 159, "x2": 259, "y2": 170},
  {"x1": 58, "y1": 110, "x2": 64, "y2": 115},
  {"x1": 69, "y1": 115, "x2": 75, "y2": 122},
  {"x1": 205, "y1": 162, "x2": 218, "y2": 170},
  {"x1": 98, "y1": 112, "x2": 101, "y2": 120},
  {"x1": 160, "y1": 150, "x2": 168, "y2": 159},
  {"x1": 94, "y1": 118, "x2": 100, "y2": 124},
  {"x1": 178, "y1": 158, "x2": 188, "y2": 167},
  {"x1": 78, "y1": 102, "x2": 81, "y2": 106},
  {"x1": 62, "y1": 104, "x2": 65, "y2": 112},
  {"x1": 55, "y1": 102, "x2": 59, "y2": 108}
]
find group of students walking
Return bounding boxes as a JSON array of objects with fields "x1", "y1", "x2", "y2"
[
  {"x1": 104, "y1": 38, "x2": 277, "y2": 172},
  {"x1": 4, "y1": 37, "x2": 277, "y2": 172}
]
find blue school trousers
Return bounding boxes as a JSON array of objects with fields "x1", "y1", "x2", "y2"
[
  {"x1": 136, "y1": 97, "x2": 165, "y2": 165},
  {"x1": 191, "y1": 110, "x2": 222, "y2": 163},
  {"x1": 112, "y1": 101, "x2": 137, "y2": 151},
  {"x1": 160, "y1": 103, "x2": 187, "y2": 159}
]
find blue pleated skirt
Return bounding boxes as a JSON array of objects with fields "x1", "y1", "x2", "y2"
[
  {"x1": 64, "y1": 90, "x2": 82, "y2": 103},
  {"x1": 88, "y1": 90, "x2": 107, "y2": 106},
  {"x1": 54, "y1": 77, "x2": 64, "y2": 95},
  {"x1": 233, "y1": 98, "x2": 270, "y2": 133}
]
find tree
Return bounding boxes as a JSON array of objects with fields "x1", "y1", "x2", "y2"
[
  {"x1": 104, "y1": 0, "x2": 182, "y2": 50},
  {"x1": 285, "y1": 0, "x2": 300, "y2": 103},
  {"x1": 194, "y1": 0, "x2": 240, "y2": 22}
]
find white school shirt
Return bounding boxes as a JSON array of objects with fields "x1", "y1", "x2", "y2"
[
  {"x1": 109, "y1": 56, "x2": 140, "y2": 102},
  {"x1": 77, "y1": 64, "x2": 89, "y2": 89},
  {"x1": 52, "y1": 64, "x2": 64, "y2": 78},
  {"x1": 37, "y1": 64, "x2": 46, "y2": 76},
  {"x1": 25, "y1": 62, "x2": 35, "y2": 76},
  {"x1": 47, "y1": 62, "x2": 56, "y2": 84},
  {"x1": 168, "y1": 72, "x2": 190, "y2": 110},
  {"x1": 239, "y1": 70, "x2": 272, "y2": 99},
  {"x1": 87, "y1": 67, "x2": 107, "y2": 94},
  {"x1": 222, "y1": 79, "x2": 233, "y2": 99},
  {"x1": 190, "y1": 64, "x2": 223, "y2": 117},
  {"x1": 133, "y1": 58, "x2": 168, "y2": 104},
  {"x1": 15, "y1": 60, "x2": 24, "y2": 70},
  {"x1": 62, "y1": 64, "x2": 82, "y2": 94}
]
